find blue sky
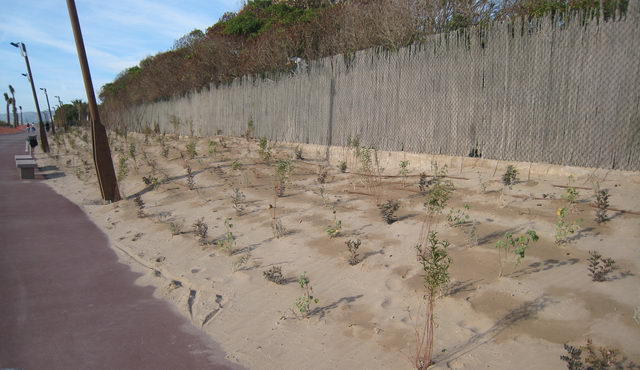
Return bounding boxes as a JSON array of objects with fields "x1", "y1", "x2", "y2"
[{"x1": 0, "y1": 0, "x2": 240, "y2": 113}]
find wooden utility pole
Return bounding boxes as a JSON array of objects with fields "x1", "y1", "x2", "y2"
[{"x1": 66, "y1": 0, "x2": 121, "y2": 202}]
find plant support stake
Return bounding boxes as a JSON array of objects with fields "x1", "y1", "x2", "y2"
[{"x1": 66, "y1": 0, "x2": 121, "y2": 202}]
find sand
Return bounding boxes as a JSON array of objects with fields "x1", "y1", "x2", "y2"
[{"x1": 35, "y1": 128, "x2": 640, "y2": 369}]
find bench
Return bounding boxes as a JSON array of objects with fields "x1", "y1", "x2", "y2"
[
  {"x1": 14, "y1": 155, "x2": 33, "y2": 161},
  {"x1": 16, "y1": 159, "x2": 37, "y2": 179}
]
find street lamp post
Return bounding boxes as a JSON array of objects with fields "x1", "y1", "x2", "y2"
[
  {"x1": 40, "y1": 87, "x2": 55, "y2": 134},
  {"x1": 10, "y1": 42, "x2": 49, "y2": 153},
  {"x1": 66, "y1": 0, "x2": 120, "y2": 202}
]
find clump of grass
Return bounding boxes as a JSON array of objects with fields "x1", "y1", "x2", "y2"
[
  {"x1": 232, "y1": 253, "x2": 251, "y2": 272},
  {"x1": 587, "y1": 251, "x2": 616, "y2": 282},
  {"x1": 345, "y1": 239, "x2": 361, "y2": 265},
  {"x1": 295, "y1": 272, "x2": 318, "y2": 318},
  {"x1": 185, "y1": 164, "x2": 196, "y2": 190},
  {"x1": 495, "y1": 230, "x2": 539, "y2": 277},
  {"x1": 274, "y1": 159, "x2": 292, "y2": 197},
  {"x1": 231, "y1": 160, "x2": 242, "y2": 171},
  {"x1": 208, "y1": 140, "x2": 217, "y2": 156},
  {"x1": 414, "y1": 232, "x2": 451, "y2": 369},
  {"x1": 128, "y1": 143, "x2": 137, "y2": 165},
  {"x1": 502, "y1": 165, "x2": 518, "y2": 187},
  {"x1": 378, "y1": 200, "x2": 399, "y2": 224},
  {"x1": 192, "y1": 217, "x2": 208, "y2": 245},
  {"x1": 418, "y1": 172, "x2": 431, "y2": 193},
  {"x1": 594, "y1": 189, "x2": 609, "y2": 223},
  {"x1": 338, "y1": 161, "x2": 347, "y2": 173},
  {"x1": 263, "y1": 266, "x2": 285, "y2": 284},
  {"x1": 271, "y1": 217, "x2": 286, "y2": 239},
  {"x1": 134, "y1": 196, "x2": 145, "y2": 218},
  {"x1": 399, "y1": 160, "x2": 410, "y2": 187},
  {"x1": 117, "y1": 156, "x2": 129, "y2": 181}
]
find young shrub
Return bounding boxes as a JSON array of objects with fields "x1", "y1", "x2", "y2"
[
  {"x1": 399, "y1": 160, "x2": 410, "y2": 187},
  {"x1": 208, "y1": 140, "x2": 217, "y2": 156},
  {"x1": 216, "y1": 218, "x2": 235, "y2": 254},
  {"x1": 231, "y1": 187, "x2": 246, "y2": 216},
  {"x1": 316, "y1": 166, "x2": 328, "y2": 184},
  {"x1": 142, "y1": 175, "x2": 160, "y2": 189},
  {"x1": 232, "y1": 253, "x2": 251, "y2": 272},
  {"x1": 378, "y1": 200, "x2": 400, "y2": 224},
  {"x1": 587, "y1": 251, "x2": 616, "y2": 282},
  {"x1": 502, "y1": 165, "x2": 518, "y2": 187},
  {"x1": 418, "y1": 172, "x2": 430, "y2": 193},
  {"x1": 169, "y1": 221, "x2": 183, "y2": 236},
  {"x1": 274, "y1": 159, "x2": 292, "y2": 197},
  {"x1": 245, "y1": 119, "x2": 254, "y2": 139},
  {"x1": 186, "y1": 141, "x2": 198, "y2": 159},
  {"x1": 414, "y1": 232, "x2": 451, "y2": 369},
  {"x1": 447, "y1": 204, "x2": 472, "y2": 227},
  {"x1": 345, "y1": 239, "x2": 361, "y2": 265},
  {"x1": 295, "y1": 272, "x2": 319, "y2": 318},
  {"x1": 263, "y1": 266, "x2": 285, "y2": 284},
  {"x1": 555, "y1": 207, "x2": 581, "y2": 246},
  {"x1": 495, "y1": 230, "x2": 539, "y2": 277},
  {"x1": 128, "y1": 143, "x2": 137, "y2": 165},
  {"x1": 185, "y1": 164, "x2": 196, "y2": 190},
  {"x1": 258, "y1": 137, "x2": 272, "y2": 162},
  {"x1": 561, "y1": 339, "x2": 627, "y2": 370},
  {"x1": 117, "y1": 156, "x2": 129, "y2": 181},
  {"x1": 161, "y1": 144, "x2": 169, "y2": 158},
  {"x1": 134, "y1": 196, "x2": 145, "y2": 218},
  {"x1": 192, "y1": 217, "x2": 208, "y2": 245},
  {"x1": 294, "y1": 145, "x2": 303, "y2": 160},
  {"x1": 562, "y1": 186, "x2": 580, "y2": 205},
  {"x1": 325, "y1": 209, "x2": 342, "y2": 238},
  {"x1": 594, "y1": 189, "x2": 610, "y2": 223},
  {"x1": 338, "y1": 161, "x2": 347, "y2": 173},
  {"x1": 231, "y1": 160, "x2": 242, "y2": 171}
]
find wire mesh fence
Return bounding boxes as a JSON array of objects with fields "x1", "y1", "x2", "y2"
[{"x1": 116, "y1": 3, "x2": 640, "y2": 171}]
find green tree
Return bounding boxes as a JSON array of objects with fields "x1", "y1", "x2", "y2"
[
  {"x1": 4, "y1": 93, "x2": 11, "y2": 126},
  {"x1": 9, "y1": 85, "x2": 18, "y2": 127}
]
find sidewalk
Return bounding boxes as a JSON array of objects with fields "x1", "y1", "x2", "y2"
[{"x1": 0, "y1": 133, "x2": 237, "y2": 369}]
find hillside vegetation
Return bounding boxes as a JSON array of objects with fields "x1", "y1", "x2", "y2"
[{"x1": 99, "y1": 0, "x2": 627, "y2": 110}]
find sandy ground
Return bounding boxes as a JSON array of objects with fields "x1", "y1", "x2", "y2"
[{"x1": 34, "y1": 128, "x2": 640, "y2": 369}]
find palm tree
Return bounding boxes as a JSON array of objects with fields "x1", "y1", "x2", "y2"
[
  {"x1": 9, "y1": 85, "x2": 18, "y2": 127},
  {"x1": 3, "y1": 93, "x2": 11, "y2": 126}
]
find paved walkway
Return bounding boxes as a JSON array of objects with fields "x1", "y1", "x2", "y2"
[{"x1": 0, "y1": 133, "x2": 237, "y2": 369}]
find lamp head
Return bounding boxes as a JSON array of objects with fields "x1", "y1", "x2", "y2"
[{"x1": 10, "y1": 42, "x2": 20, "y2": 48}]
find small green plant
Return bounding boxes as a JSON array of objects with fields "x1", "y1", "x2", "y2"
[
  {"x1": 258, "y1": 137, "x2": 271, "y2": 161},
  {"x1": 274, "y1": 159, "x2": 292, "y2": 197},
  {"x1": 495, "y1": 230, "x2": 539, "y2": 277},
  {"x1": 169, "y1": 221, "x2": 183, "y2": 236},
  {"x1": 216, "y1": 218, "x2": 235, "y2": 254},
  {"x1": 161, "y1": 145, "x2": 169, "y2": 158},
  {"x1": 271, "y1": 217, "x2": 286, "y2": 238},
  {"x1": 231, "y1": 160, "x2": 242, "y2": 171},
  {"x1": 294, "y1": 145, "x2": 303, "y2": 160},
  {"x1": 555, "y1": 207, "x2": 581, "y2": 246},
  {"x1": 502, "y1": 165, "x2": 518, "y2": 187},
  {"x1": 295, "y1": 273, "x2": 318, "y2": 318},
  {"x1": 142, "y1": 175, "x2": 160, "y2": 189},
  {"x1": 192, "y1": 217, "x2": 208, "y2": 245},
  {"x1": 447, "y1": 204, "x2": 471, "y2": 227},
  {"x1": 231, "y1": 188, "x2": 246, "y2": 215},
  {"x1": 338, "y1": 161, "x2": 347, "y2": 173},
  {"x1": 263, "y1": 266, "x2": 285, "y2": 284},
  {"x1": 399, "y1": 160, "x2": 410, "y2": 187},
  {"x1": 345, "y1": 239, "x2": 361, "y2": 265},
  {"x1": 186, "y1": 141, "x2": 198, "y2": 159},
  {"x1": 563, "y1": 186, "x2": 580, "y2": 205},
  {"x1": 414, "y1": 232, "x2": 451, "y2": 370},
  {"x1": 561, "y1": 339, "x2": 627, "y2": 370},
  {"x1": 208, "y1": 140, "x2": 217, "y2": 156},
  {"x1": 245, "y1": 119, "x2": 254, "y2": 138},
  {"x1": 378, "y1": 200, "x2": 400, "y2": 224},
  {"x1": 185, "y1": 164, "x2": 196, "y2": 190},
  {"x1": 117, "y1": 156, "x2": 129, "y2": 181},
  {"x1": 134, "y1": 196, "x2": 145, "y2": 218},
  {"x1": 418, "y1": 172, "x2": 431, "y2": 193},
  {"x1": 594, "y1": 189, "x2": 609, "y2": 223},
  {"x1": 587, "y1": 251, "x2": 616, "y2": 282},
  {"x1": 326, "y1": 209, "x2": 342, "y2": 238}
]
